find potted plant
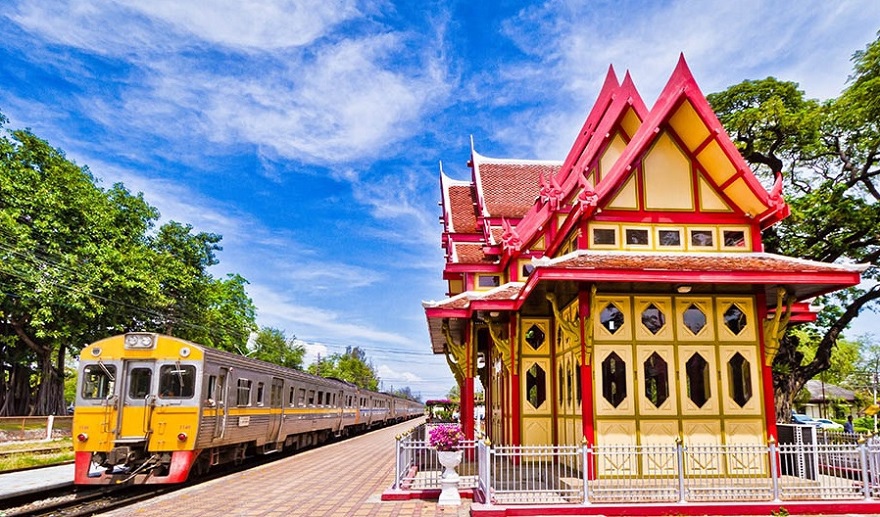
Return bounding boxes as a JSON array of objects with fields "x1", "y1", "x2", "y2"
[{"x1": 429, "y1": 423, "x2": 465, "y2": 505}]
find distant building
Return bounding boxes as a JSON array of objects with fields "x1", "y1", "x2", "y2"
[{"x1": 799, "y1": 379, "x2": 857, "y2": 419}]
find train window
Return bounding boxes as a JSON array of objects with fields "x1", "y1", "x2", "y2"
[
  {"x1": 308, "y1": 390, "x2": 315, "y2": 406},
  {"x1": 206, "y1": 375, "x2": 217, "y2": 404},
  {"x1": 237, "y1": 379, "x2": 252, "y2": 406},
  {"x1": 297, "y1": 388, "x2": 306, "y2": 407},
  {"x1": 159, "y1": 365, "x2": 196, "y2": 398},
  {"x1": 82, "y1": 364, "x2": 116, "y2": 399},
  {"x1": 318, "y1": 391, "x2": 325, "y2": 406},
  {"x1": 256, "y1": 382, "x2": 265, "y2": 406},
  {"x1": 128, "y1": 368, "x2": 152, "y2": 399},
  {"x1": 288, "y1": 387, "x2": 295, "y2": 406}
]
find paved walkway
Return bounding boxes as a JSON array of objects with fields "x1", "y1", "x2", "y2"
[{"x1": 99, "y1": 419, "x2": 471, "y2": 517}]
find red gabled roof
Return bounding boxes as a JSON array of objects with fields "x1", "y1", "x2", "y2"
[
  {"x1": 512, "y1": 68, "x2": 649, "y2": 254},
  {"x1": 472, "y1": 151, "x2": 561, "y2": 219}
]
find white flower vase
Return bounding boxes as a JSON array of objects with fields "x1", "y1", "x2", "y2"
[{"x1": 437, "y1": 449, "x2": 462, "y2": 506}]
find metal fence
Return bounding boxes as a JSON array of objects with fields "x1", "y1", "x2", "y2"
[
  {"x1": 477, "y1": 438, "x2": 880, "y2": 505},
  {"x1": 0, "y1": 416, "x2": 72, "y2": 441},
  {"x1": 392, "y1": 431, "x2": 880, "y2": 506},
  {"x1": 394, "y1": 423, "x2": 479, "y2": 491}
]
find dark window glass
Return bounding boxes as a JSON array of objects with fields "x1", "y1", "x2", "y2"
[
  {"x1": 643, "y1": 352, "x2": 669, "y2": 408},
  {"x1": 691, "y1": 230, "x2": 714, "y2": 247},
  {"x1": 728, "y1": 352, "x2": 753, "y2": 407},
  {"x1": 658, "y1": 230, "x2": 682, "y2": 246},
  {"x1": 525, "y1": 324, "x2": 545, "y2": 350},
  {"x1": 81, "y1": 364, "x2": 116, "y2": 399},
  {"x1": 683, "y1": 304, "x2": 707, "y2": 334},
  {"x1": 522, "y1": 264, "x2": 535, "y2": 277},
  {"x1": 237, "y1": 379, "x2": 252, "y2": 406},
  {"x1": 723, "y1": 304, "x2": 748, "y2": 335},
  {"x1": 478, "y1": 275, "x2": 501, "y2": 288},
  {"x1": 602, "y1": 352, "x2": 627, "y2": 408},
  {"x1": 593, "y1": 228, "x2": 616, "y2": 245},
  {"x1": 576, "y1": 366, "x2": 582, "y2": 405},
  {"x1": 128, "y1": 367, "x2": 152, "y2": 399},
  {"x1": 526, "y1": 363, "x2": 547, "y2": 409},
  {"x1": 625, "y1": 229, "x2": 649, "y2": 245},
  {"x1": 723, "y1": 230, "x2": 746, "y2": 247},
  {"x1": 686, "y1": 353, "x2": 710, "y2": 408},
  {"x1": 159, "y1": 364, "x2": 196, "y2": 399},
  {"x1": 641, "y1": 304, "x2": 666, "y2": 334},
  {"x1": 600, "y1": 303, "x2": 625, "y2": 334}
]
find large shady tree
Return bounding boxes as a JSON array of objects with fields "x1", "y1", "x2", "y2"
[
  {"x1": 707, "y1": 32, "x2": 880, "y2": 420},
  {"x1": 0, "y1": 115, "x2": 257, "y2": 415}
]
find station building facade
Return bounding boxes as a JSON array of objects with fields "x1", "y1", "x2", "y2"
[{"x1": 422, "y1": 57, "x2": 863, "y2": 474}]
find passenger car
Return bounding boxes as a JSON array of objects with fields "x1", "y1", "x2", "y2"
[
  {"x1": 791, "y1": 412, "x2": 821, "y2": 426},
  {"x1": 813, "y1": 418, "x2": 844, "y2": 430}
]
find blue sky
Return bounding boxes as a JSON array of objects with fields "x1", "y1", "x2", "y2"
[{"x1": 1, "y1": 1, "x2": 879, "y2": 400}]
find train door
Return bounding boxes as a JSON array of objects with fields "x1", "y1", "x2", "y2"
[
  {"x1": 117, "y1": 360, "x2": 155, "y2": 441},
  {"x1": 335, "y1": 390, "x2": 344, "y2": 432},
  {"x1": 212, "y1": 368, "x2": 229, "y2": 440},
  {"x1": 267, "y1": 377, "x2": 284, "y2": 442}
]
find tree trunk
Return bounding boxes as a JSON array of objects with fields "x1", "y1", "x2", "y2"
[{"x1": 33, "y1": 344, "x2": 66, "y2": 416}]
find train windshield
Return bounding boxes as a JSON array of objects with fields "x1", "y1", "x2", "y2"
[
  {"x1": 158, "y1": 364, "x2": 196, "y2": 398},
  {"x1": 81, "y1": 364, "x2": 117, "y2": 399}
]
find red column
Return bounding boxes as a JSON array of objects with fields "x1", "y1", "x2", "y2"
[
  {"x1": 510, "y1": 316, "x2": 521, "y2": 446},
  {"x1": 579, "y1": 289, "x2": 595, "y2": 446},
  {"x1": 462, "y1": 321, "x2": 475, "y2": 444},
  {"x1": 756, "y1": 292, "x2": 778, "y2": 441}
]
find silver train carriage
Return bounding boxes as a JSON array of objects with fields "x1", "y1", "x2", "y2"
[{"x1": 72, "y1": 333, "x2": 424, "y2": 484}]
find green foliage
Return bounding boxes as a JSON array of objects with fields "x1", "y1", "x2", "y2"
[
  {"x1": 307, "y1": 346, "x2": 379, "y2": 391},
  {"x1": 251, "y1": 327, "x2": 305, "y2": 370},
  {"x1": 0, "y1": 113, "x2": 257, "y2": 415},
  {"x1": 708, "y1": 32, "x2": 880, "y2": 420}
]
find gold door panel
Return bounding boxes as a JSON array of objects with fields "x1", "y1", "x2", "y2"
[
  {"x1": 724, "y1": 419, "x2": 767, "y2": 475},
  {"x1": 596, "y1": 420, "x2": 637, "y2": 476},
  {"x1": 683, "y1": 420, "x2": 723, "y2": 476},
  {"x1": 522, "y1": 417, "x2": 552, "y2": 447}
]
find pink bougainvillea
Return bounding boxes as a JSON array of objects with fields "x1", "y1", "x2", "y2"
[{"x1": 429, "y1": 424, "x2": 465, "y2": 451}]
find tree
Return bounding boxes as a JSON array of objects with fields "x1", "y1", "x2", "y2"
[
  {"x1": 707, "y1": 32, "x2": 880, "y2": 420},
  {"x1": 307, "y1": 346, "x2": 379, "y2": 391},
  {"x1": 251, "y1": 327, "x2": 305, "y2": 370},
  {"x1": 0, "y1": 113, "x2": 258, "y2": 415}
]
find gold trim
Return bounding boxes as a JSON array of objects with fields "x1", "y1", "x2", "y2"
[{"x1": 763, "y1": 287, "x2": 792, "y2": 366}]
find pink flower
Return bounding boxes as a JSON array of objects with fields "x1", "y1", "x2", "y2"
[{"x1": 429, "y1": 424, "x2": 465, "y2": 451}]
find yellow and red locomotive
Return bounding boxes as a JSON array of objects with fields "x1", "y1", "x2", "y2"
[{"x1": 72, "y1": 333, "x2": 423, "y2": 485}]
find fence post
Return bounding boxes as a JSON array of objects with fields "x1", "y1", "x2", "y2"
[
  {"x1": 676, "y1": 438, "x2": 686, "y2": 503},
  {"x1": 768, "y1": 437, "x2": 780, "y2": 502},
  {"x1": 45, "y1": 415, "x2": 55, "y2": 441},
  {"x1": 581, "y1": 438, "x2": 590, "y2": 505},
  {"x1": 859, "y1": 438, "x2": 872, "y2": 501},
  {"x1": 394, "y1": 434, "x2": 403, "y2": 490}
]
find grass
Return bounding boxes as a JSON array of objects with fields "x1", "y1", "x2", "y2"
[{"x1": 0, "y1": 438, "x2": 74, "y2": 472}]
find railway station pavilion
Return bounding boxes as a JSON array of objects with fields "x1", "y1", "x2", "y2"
[{"x1": 421, "y1": 56, "x2": 865, "y2": 459}]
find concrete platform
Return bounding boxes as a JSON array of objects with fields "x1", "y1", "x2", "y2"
[{"x1": 0, "y1": 462, "x2": 74, "y2": 500}]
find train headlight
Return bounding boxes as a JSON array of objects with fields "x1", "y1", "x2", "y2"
[
  {"x1": 124, "y1": 333, "x2": 156, "y2": 349},
  {"x1": 177, "y1": 432, "x2": 188, "y2": 442},
  {"x1": 77, "y1": 433, "x2": 89, "y2": 442}
]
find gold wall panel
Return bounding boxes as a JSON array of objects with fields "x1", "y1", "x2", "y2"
[
  {"x1": 677, "y1": 345, "x2": 719, "y2": 415},
  {"x1": 674, "y1": 297, "x2": 716, "y2": 342},
  {"x1": 718, "y1": 346, "x2": 762, "y2": 415},
  {"x1": 633, "y1": 296, "x2": 674, "y2": 341},
  {"x1": 715, "y1": 297, "x2": 757, "y2": 342},
  {"x1": 644, "y1": 132, "x2": 694, "y2": 210},
  {"x1": 593, "y1": 296, "x2": 633, "y2": 341}
]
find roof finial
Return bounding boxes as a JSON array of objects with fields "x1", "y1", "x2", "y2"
[
  {"x1": 469, "y1": 134, "x2": 475, "y2": 153},
  {"x1": 439, "y1": 160, "x2": 444, "y2": 174}
]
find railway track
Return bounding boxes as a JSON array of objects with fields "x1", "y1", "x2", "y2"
[{"x1": 0, "y1": 483, "x2": 175, "y2": 516}]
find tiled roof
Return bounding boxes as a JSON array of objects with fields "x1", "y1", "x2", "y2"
[
  {"x1": 477, "y1": 160, "x2": 561, "y2": 218},
  {"x1": 447, "y1": 184, "x2": 478, "y2": 233},
  {"x1": 804, "y1": 380, "x2": 856, "y2": 402},
  {"x1": 452, "y1": 243, "x2": 496, "y2": 264},
  {"x1": 423, "y1": 283, "x2": 524, "y2": 310},
  {"x1": 535, "y1": 251, "x2": 865, "y2": 275}
]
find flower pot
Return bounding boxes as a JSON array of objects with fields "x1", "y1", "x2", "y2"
[{"x1": 436, "y1": 449, "x2": 462, "y2": 506}]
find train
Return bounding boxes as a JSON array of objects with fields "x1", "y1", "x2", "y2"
[{"x1": 71, "y1": 332, "x2": 424, "y2": 485}]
